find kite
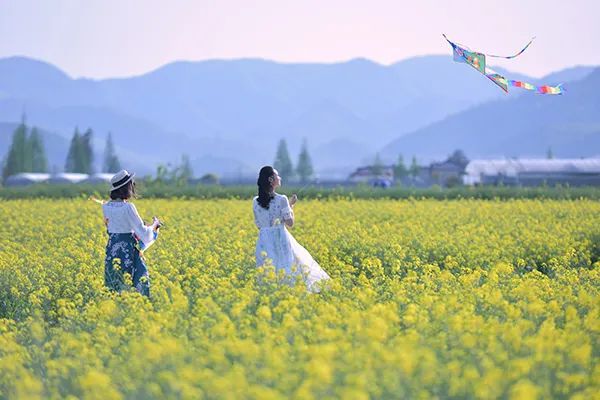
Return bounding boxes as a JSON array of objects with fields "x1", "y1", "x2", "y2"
[{"x1": 443, "y1": 34, "x2": 564, "y2": 95}]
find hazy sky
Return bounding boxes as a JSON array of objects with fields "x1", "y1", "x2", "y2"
[{"x1": 0, "y1": 0, "x2": 598, "y2": 79}]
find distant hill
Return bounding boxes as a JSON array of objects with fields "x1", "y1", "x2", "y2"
[
  {"x1": 0, "y1": 56, "x2": 595, "y2": 176},
  {"x1": 381, "y1": 68, "x2": 600, "y2": 162},
  {"x1": 538, "y1": 66, "x2": 596, "y2": 86}
]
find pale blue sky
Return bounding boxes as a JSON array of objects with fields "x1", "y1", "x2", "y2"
[{"x1": 0, "y1": 0, "x2": 598, "y2": 79}]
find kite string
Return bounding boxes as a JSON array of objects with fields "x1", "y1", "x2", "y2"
[
  {"x1": 295, "y1": 181, "x2": 313, "y2": 196},
  {"x1": 485, "y1": 37, "x2": 536, "y2": 59},
  {"x1": 443, "y1": 34, "x2": 535, "y2": 59},
  {"x1": 294, "y1": 177, "x2": 321, "y2": 197}
]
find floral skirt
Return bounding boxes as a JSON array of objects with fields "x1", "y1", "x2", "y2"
[{"x1": 105, "y1": 233, "x2": 150, "y2": 297}]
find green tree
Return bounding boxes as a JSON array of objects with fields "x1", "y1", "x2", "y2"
[
  {"x1": 445, "y1": 175, "x2": 462, "y2": 188},
  {"x1": 296, "y1": 139, "x2": 314, "y2": 183},
  {"x1": 155, "y1": 164, "x2": 169, "y2": 183},
  {"x1": 2, "y1": 118, "x2": 29, "y2": 180},
  {"x1": 394, "y1": 154, "x2": 408, "y2": 181},
  {"x1": 102, "y1": 132, "x2": 121, "y2": 172},
  {"x1": 274, "y1": 139, "x2": 294, "y2": 179},
  {"x1": 409, "y1": 155, "x2": 420, "y2": 179},
  {"x1": 81, "y1": 128, "x2": 94, "y2": 174},
  {"x1": 22, "y1": 126, "x2": 33, "y2": 173},
  {"x1": 371, "y1": 153, "x2": 384, "y2": 177},
  {"x1": 173, "y1": 154, "x2": 193, "y2": 184},
  {"x1": 447, "y1": 149, "x2": 470, "y2": 171},
  {"x1": 65, "y1": 128, "x2": 82, "y2": 172},
  {"x1": 200, "y1": 173, "x2": 219, "y2": 185},
  {"x1": 29, "y1": 127, "x2": 48, "y2": 172}
]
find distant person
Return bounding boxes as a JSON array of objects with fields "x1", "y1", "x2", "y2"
[
  {"x1": 252, "y1": 166, "x2": 330, "y2": 292},
  {"x1": 101, "y1": 170, "x2": 160, "y2": 297}
]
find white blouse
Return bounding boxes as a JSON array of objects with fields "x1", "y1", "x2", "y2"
[
  {"x1": 253, "y1": 193, "x2": 294, "y2": 229},
  {"x1": 102, "y1": 201, "x2": 156, "y2": 244}
]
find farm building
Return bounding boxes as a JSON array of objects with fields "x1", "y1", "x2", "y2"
[
  {"x1": 348, "y1": 165, "x2": 394, "y2": 186},
  {"x1": 464, "y1": 159, "x2": 600, "y2": 186},
  {"x1": 429, "y1": 160, "x2": 464, "y2": 187}
]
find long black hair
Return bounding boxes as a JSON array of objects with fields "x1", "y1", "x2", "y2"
[{"x1": 257, "y1": 166, "x2": 275, "y2": 209}]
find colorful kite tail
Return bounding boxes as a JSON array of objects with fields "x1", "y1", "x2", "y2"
[
  {"x1": 508, "y1": 80, "x2": 565, "y2": 95},
  {"x1": 542, "y1": 83, "x2": 565, "y2": 95}
]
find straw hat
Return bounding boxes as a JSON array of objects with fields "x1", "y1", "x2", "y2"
[{"x1": 110, "y1": 169, "x2": 135, "y2": 190}]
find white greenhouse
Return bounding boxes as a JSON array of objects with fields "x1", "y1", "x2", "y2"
[
  {"x1": 4, "y1": 173, "x2": 51, "y2": 186},
  {"x1": 464, "y1": 158, "x2": 600, "y2": 186},
  {"x1": 46, "y1": 173, "x2": 89, "y2": 184},
  {"x1": 81, "y1": 173, "x2": 114, "y2": 184}
]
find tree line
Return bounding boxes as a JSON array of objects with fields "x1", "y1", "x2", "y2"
[
  {"x1": 2, "y1": 119, "x2": 121, "y2": 181},
  {"x1": 273, "y1": 138, "x2": 314, "y2": 183},
  {"x1": 272, "y1": 138, "x2": 426, "y2": 183},
  {"x1": 1, "y1": 118, "x2": 47, "y2": 180}
]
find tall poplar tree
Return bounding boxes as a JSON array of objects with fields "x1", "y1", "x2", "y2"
[
  {"x1": 102, "y1": 132, "x2": 121, "y2": 172},
  {"x1": 29, "y1": 127, "x2": 48, "y2": 172},
  {"x1": 273, "y1": 139, "x2": 294, "y2": 179},
  {"x1": 81, "y1": 128, "x2": 94, "y2": 174},
  {"x1": 296, "y1": 139, "x2": 314, "y2": 183},
  {"x1": 2, "y1": 119, "x2": 28, "y2": 180},
  {"x1": 65, "y1": 128, "x2": 82, "y2": 172},
  {"x1": 409, "y1": 155, "x2": 420, "y2": 179},
  {"x1": 394, "y1": 154, "x2": 408, "y2": 180}
]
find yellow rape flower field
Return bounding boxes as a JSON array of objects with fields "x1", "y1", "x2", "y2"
[{"x1": 0, "y1": 198, "x2": 599, "y2": 399}]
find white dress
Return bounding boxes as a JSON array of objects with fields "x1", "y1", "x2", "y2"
[{"x1": 253, "y1": 193, "x2": 330, "y2": 292}]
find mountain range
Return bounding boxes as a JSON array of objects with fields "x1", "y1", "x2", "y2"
[
  {"x1": 381, "y1": 68, "x2": 600, "y2": 162},
  {"x1": 0, "y1": 55, "x2": 596, "y2": 177}
]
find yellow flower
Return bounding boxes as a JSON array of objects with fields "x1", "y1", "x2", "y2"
[{"x1": 0, "y1": 197, "x2": 597, "y2": 398}]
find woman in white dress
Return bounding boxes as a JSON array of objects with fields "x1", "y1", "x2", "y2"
[{"x1": 253, "y1": 166, "x2": 330, "y2": 292}]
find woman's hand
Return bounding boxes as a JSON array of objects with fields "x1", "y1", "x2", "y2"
[
  {"x1": 290, "y1": 194, "x2": 298, "y2": 207},
  {"x1": 152, "y1": 216, "x2": 162, "y2": 230}
]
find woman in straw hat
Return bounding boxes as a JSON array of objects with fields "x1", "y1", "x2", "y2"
[{"x1": 102, "y1": 170, "x2": 160, "y2": 297}]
